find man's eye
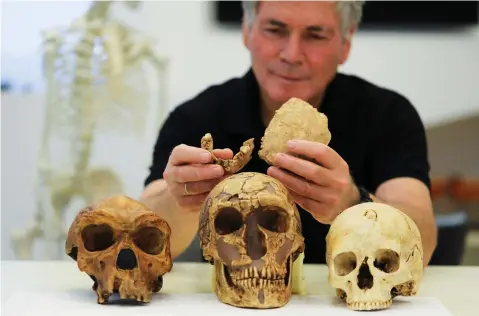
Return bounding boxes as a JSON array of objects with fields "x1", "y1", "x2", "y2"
[
  {"x1": 309, "y1": 34, "x2": 326, "y2": 40},
  {"x1": 266, "y1": 28, "x2": 280, "y2": 33}
]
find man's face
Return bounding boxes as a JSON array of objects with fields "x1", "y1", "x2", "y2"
[{"x1": 243, "y1": 1, "x2": 354, "y2": 108}]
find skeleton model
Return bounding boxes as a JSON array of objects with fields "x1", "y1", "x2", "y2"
[{"x1": 12, "y1": 0, "x2": 169, "y2": 260}]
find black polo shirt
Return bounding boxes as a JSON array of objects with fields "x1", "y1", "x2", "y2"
[{"x1": 145, "y1": 68, "x2": 431, "y2": 264}]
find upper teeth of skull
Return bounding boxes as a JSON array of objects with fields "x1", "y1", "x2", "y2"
[
  {"x1": 231, "y1": 266, "x2": 286, "y2": 280},
  {"x1": 232, "y1": 278, "x2": 285, "y2": 289},
  {"x1": 229, "y1": 265, "x2": 288, "y2": 289}
]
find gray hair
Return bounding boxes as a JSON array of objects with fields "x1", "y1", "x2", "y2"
[{"x1": 241, "y1": 1, "x2": 365, "y2": 39}]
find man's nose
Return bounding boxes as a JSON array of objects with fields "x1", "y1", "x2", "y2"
[{"x1": 280, "y1": 34, "x2": 303, "y2": 65}]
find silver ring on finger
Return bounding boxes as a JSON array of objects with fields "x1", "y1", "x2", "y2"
[{"x1": 184, "y1": 182, "x2": 191, "y2": 195}]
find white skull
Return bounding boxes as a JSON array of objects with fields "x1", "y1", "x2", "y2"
[{"x1": 325, "y1": 202, "x2": 424, "y2": 311}]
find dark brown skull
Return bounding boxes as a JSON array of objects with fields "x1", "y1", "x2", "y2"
[
  {"x1": 199, "y1": 172, "x2": 304, "y2": 308},
  {"x1": 65, "y1": 195, "x2": 172, "y2": 304}
]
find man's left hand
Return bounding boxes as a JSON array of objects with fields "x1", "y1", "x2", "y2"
[{"x1": 267, "y1": 139, "x2": 358, "y2": 224}]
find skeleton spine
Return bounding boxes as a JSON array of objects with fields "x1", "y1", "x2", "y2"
[{"x1": 69, "y1": 2, "x2": 112, "y2": 182}]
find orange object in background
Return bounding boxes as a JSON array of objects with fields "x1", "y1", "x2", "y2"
[{"x1": 431, "y1": 177, "x2": 479, "y2": 202}]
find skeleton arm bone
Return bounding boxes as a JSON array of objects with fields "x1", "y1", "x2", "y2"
[
  {"x1": 124, "y1": 41, "x2": 169, "y2": 138},
  {"x1": 102, "y1": 23, "x2": 124, "y2": 75}
]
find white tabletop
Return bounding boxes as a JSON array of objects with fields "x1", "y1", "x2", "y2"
[{"x1": 1, "y1": 261, "x2": 478, "y2": 315}]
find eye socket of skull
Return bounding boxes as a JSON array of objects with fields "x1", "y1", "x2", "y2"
[
  {"x1": 373, "y1": 249, "x2": 400, "y2": 273},
  {"x1": 214, "y1": 207, "x2": 243, "y2": 235},
  {"x1": 213, "y1": 206, "x2": 290, "y2": 236},
  {"x1": 256, "y1": 206, "x2": 289, "y2": 233},
  {"x1": 81, "y1": 223, "x2": 115, "y2": 252},
  {"x1": 334, "y1": 251, "x2": 357, "y2": 276},
  {"x1": 132, "y1": 227, "x2": 166, "y2": 255}
]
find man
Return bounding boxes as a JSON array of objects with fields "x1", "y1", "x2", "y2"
[{"x1": 140, "y1": 1, "x2": 437, "y2": 266}]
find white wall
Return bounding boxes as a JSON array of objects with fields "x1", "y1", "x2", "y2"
[
  {"x1": 2, "y1": 1, "x2": 479, "y2": 260},
  {"x1": 1, "y1": 1, "x2": 92, "y2": 93}
]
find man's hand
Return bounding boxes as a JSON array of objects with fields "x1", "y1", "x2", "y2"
[
  {"x1": 267, "y1": 139, "x2": 358, "y2": 223},
  {"x1": 163, "y1": 144, "x2": 233, "y2": 211},
  {"x1": 142, "y1": 144, "x2": 234, "y2": 260}
]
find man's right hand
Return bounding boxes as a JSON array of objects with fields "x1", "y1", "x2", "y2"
[{"x1": 163, "y1": 144, "x2": 233, "y2": 211}]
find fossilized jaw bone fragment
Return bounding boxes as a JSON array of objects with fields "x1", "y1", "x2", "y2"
[
  {"x1": 325, "y1": 202, "x2": 424, "y2": 311},
  {"x1": 65, "y1": 195, "x2": 173, "y2": 304},
  {"x1": 201, "y1": 133, "x2": 254, "y2": 173},
  {"x1": 258, "y1": 97, "x2": 331, "y2": 165}
]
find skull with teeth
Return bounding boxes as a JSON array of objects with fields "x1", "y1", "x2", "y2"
[
  {"x1": 199, "y1": 172, "x2": 305, "y2": 308},
  {"x1": 65, "y1": 195, "x2": 173, "y2": 304},
  {"x1": 326, "y1": 202, "x2": 424, "y2": 311}
]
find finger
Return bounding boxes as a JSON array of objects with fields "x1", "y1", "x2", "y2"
[
  {"x1": 212, "y1": 148, "x2": 234, "y2": 160},
  {"x1": 274, "y1": 152, "x2": 332, "y2": 186},
  {"x1": 169, "y1": 144, "x2": 213, "y2": 166},
  {"x1": 171, "y1": 176, "x2": 228, "y2": 196},
  {"x1": 287, "y1": 140, "x2": 342, "y2": 169},
  {"x1": 176, "y1": 193, "x2": 209, "y2": 210},
  {"x1": 287, "y1": 191, "x2": 333, "y2": 223},
  {"x1": 168, "y1": 164, "x2": 224, "y2": 183},
  {"x1": 267, "y1": 166, "x2": 339, "y2": 205}
]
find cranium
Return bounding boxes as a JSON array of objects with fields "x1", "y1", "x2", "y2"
[
  {"x1": 259, "y1": 97, "x2": 331, "y2": 165},
  {"x1": 65, "y1": 195, "x2": 172, "y2": 304},
  {"x1": 198, "y1": 172, "x2": 304, "y2": 308},
  {"x1": 326, "y1": 202, "x2": 424, "y2": 311}
]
